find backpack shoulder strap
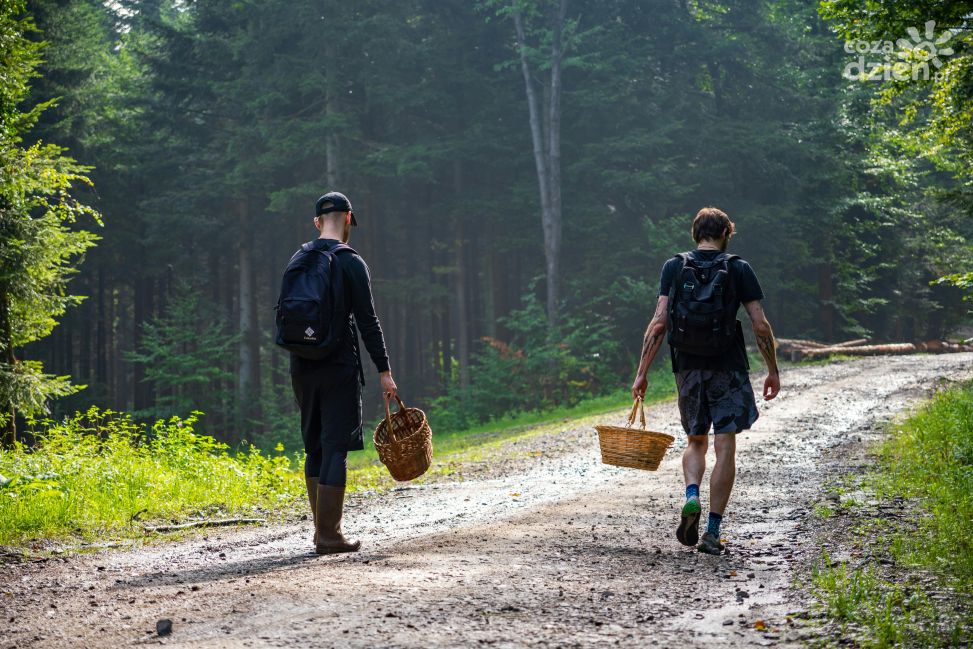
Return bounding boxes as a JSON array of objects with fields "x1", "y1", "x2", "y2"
[
  {"x1": 715, "y1": 253, "x2": 740, "y2": 279},
  {"x1": 299, "y1": 240, "x2": 359, "y2": 256},
  {"x1": 327, "y1": 243, "x2": 358, "y2": 256},
  {"x1": 668, "y1": 253, "x2": 691, "y2": 301},
  {"x1": 715, "y1": 254, "x2": 739, "y2": 305}
]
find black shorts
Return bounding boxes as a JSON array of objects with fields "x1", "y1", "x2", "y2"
[
  {"x1": 675, "y1": 370, "x2": 759, "y2": 436},
  {"x1": 291, "y1": 365, "x2": 364, "y2": 453}
]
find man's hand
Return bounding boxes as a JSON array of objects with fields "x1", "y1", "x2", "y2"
[
  {"x1": 763, "y1": 372, "x2": 780, "y2": 401},
  {"x1": 380, "y1": 371, "x2": 398, "y2": 400},
  {"x1": 631, "y1": 373, "x2": 647, "y2": 401}
]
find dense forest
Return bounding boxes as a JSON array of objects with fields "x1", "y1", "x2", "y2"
[{"x1": 4, "y1": 0, "x2": 972, "y2": 448}]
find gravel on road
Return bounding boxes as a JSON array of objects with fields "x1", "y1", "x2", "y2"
[{"x1": 1, "y1": 353, "x2": 971, "y2": 648}]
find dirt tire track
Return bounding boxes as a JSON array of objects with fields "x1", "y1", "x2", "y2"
[{"x1": 1, "y1": 354, "x2": 971, "y2": 648}]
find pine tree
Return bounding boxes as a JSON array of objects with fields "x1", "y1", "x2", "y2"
[
  {"x1": 0, "y1": 0, "x2": 102, "y2": 444},
  {"x1": 126, "y1": 286, "x2": 237, "y2": 423}
]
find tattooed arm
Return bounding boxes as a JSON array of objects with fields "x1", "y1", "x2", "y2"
[
  {"x1": 631, "y1": 296, "x2": 669, "y2": 400},
  {"x1": 744, "y1": 300, "x2": 780, "y2": 400}
]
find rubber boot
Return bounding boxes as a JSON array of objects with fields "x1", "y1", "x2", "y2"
[
  {"x1": 314, "y1": 485, "x2": 361, "y2": 554},
  {"x1": 305, "y1": 476, "x2": 319, "y2": 546}
]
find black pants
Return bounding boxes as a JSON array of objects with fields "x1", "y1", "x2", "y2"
[{"x1": 291, "y1": 365, "x2": 364, "y2": 487}]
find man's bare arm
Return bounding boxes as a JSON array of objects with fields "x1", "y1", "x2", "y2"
[
  {"x1": 632, "y1": 296, "x2": 668, "y2": 398},
  {"x1": 744, "y1": 299, "x2": 780, "y2": 400}
]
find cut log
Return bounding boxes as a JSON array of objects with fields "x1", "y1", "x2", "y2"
[
  {"x1": 784, "y1": 339, "x2": 972, "y2": 361},
  {"x1": 831, "y1": 338, "x2": 869, "y2": 348},
  {"x1": 778, "y1": 337, "x2": 868, "y2": 353},
  {"x1": 943, "y1": 342, "x2": 973, "y2": 353},
  {"x1": 798, "y1": 343, "x2": 917, "y2": 360},
  {"x1": 776, "y1": 338, "x2": 828, "y2": 350}
]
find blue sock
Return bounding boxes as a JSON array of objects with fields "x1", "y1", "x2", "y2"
[
  {"x1": 686, "y1": 484, "x2": 700, "y2": 501},
  {"x1": 707, "y1": 512, "x2": 723, "y2": 537}
]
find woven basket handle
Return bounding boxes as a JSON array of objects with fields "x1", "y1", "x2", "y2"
[
  {"x1": 626, "y1": 396, "x2": 647, "y2": 430},
  {"x1": 383, "y1": 394, "x2": 393, "y2": 432},
  {"x1": 383, "y1": 394, "x2": 408, "y2": 431}
]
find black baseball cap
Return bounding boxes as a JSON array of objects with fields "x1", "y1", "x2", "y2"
[{"x1": 314, "y1": 191, "x2": 357, "y2": 226}]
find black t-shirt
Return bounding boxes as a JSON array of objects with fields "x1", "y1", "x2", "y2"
[{"x1": 658, "y1": 250, "x2": 764, "y2": 372}]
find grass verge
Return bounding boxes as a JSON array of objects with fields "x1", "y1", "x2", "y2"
[
  {"x1": 0, "y1": 369, "x2": 675, "y2": 549},
  {"x1": 809, "y1": 379, "x2": 973, "y2": 647},
  {"x1": 0, "y1": 408, "x2": 303, "y2": 548}
]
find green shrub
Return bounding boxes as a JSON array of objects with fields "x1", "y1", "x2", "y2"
[
  {"x1": 430, "y1": 289, "x2": 650, "y2": 430},
  {"x1": 0, "y1": 407, "x2": 303, "y2": 546}
]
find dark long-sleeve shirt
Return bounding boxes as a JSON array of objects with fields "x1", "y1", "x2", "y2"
[{"x1": 289, "y1": 238, "x2": 391, "y2": 378}]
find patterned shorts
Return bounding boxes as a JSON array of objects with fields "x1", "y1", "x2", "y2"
[{"x1": 675, "y1": 370, "x2": 759, "y2": 435}]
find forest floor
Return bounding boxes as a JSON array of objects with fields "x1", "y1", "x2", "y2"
[{"x1": 1, "y1": 354, "x2": 971, "y2": 648}]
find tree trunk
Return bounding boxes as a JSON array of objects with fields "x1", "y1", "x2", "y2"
[
  {"x1": 108, "y1": 283, "x2": 118, "y2": 407},
  {"x1": 237, "y1": 201, "x2": 255, "y2": 435},
  {"x1": 512, "y1": 1, "x2": 566, "y2": 328},
  {"x1": 454, "y1": 229, "x2": 470, "y2": 394},
  {"x1": 95, "y1": 265, "x2": 107, "y2": 389},
  {"x1": 80, "y1": 276, "x2": 92, "y2": 384},
  {"x1": 545, "y1": 0, "x2": 566, "y2": 327},
  {"x1": 483, "y1": 244, "x2": 497, "y2": 338},
  {"x1": 324, "y1": 30, "x2": 339, "y2": 189},
  {"x1": 247, "y1": 239, "x2": 262, "y2": 423},
  {"x1": 1, "y1": 289, "x2": 16, "y2": 446},
  {"x1": 818, "y1": 261, "x2": 834, "y2": 341},
  {"x1": 133, "y1": 275, "x2": 155, "y2": 413},
  {"x1": 440, "y1": 304, "x2": 452, "y2": 390},
  {"x1": 223, "y1": 234, "x2": 236, "y2": 432},
  {"x1": 326, "y1": 86, "x2": 338, "y2": 188},
  {"x1": 453, "y1": 162, "x2": 470, "y2": 394}
]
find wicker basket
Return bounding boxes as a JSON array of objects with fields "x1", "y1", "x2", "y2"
[
  {"x1": 373, "y1": 395, "x2": 433, "y2": 481},
  {"x1": 595, "y1": 397, "x2": 674, "y2": 471}
]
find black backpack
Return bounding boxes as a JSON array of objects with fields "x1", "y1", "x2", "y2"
[
  {"x1": 274, "y1": 240, "x2": 355, "y2": 359},
  {"x1": 666, "y1": 252, "x2": 739, "y2": 356}
]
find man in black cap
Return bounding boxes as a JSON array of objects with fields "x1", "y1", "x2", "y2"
[{"x1": 290, "y1": 191, "x2": 397, "y2": 554}]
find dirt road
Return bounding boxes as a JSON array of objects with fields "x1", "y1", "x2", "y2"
[{"x1": 2, "y1": 354, "x2": 971, "y2": 648}]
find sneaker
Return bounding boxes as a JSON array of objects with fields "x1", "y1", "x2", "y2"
[
  {"x1": 676, "y1": 498, "x2": 701, "y2": 546},
  {"x1": 697, "y1": 531, "x2": 725, "y2": 555}
]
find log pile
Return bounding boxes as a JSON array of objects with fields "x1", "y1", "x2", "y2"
[{"x1": 776, "y1": 338, "x2": 973, "y2": 362}]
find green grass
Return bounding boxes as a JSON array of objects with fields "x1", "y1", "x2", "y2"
[
  {"x1": 0, "y1": 369, "x2": 676, "y2": 548},
  {"x1": 778, "y1": 353, "x2": 859, "y2": 368},
  {"x1": 0, "y1": 408, "x2": 304, "y2": 548},
  {"x1": 812, "y1": 503, "x2": 835, "y2": 519},
  {"x1": 875, "y1": 380, "x2": 973, "y2": 578},
  {"x1": 811, "y1": 555, "x2": 955, "y2": 648},
  {"x1": 809, "y1": 379, "x2": 973, "y2": 647}
]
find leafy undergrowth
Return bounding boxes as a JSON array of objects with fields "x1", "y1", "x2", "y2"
[
  {"x1": 0, "y1": 408, "x2": 303, "y2": 548},
  {"x1": 809, "y1": 379, "x2": 973, "y2": 648}
]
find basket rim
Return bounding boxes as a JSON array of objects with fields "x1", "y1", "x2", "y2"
[
  {"x1": 373, "y1": 416, "x2": 432, "y2": 447},
  {"x1": 595, "y1": 424, "x2": 674, "y2": 441},
  {"x1": 376, "y1": 406, "x2": 428, "y2": 427}
]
